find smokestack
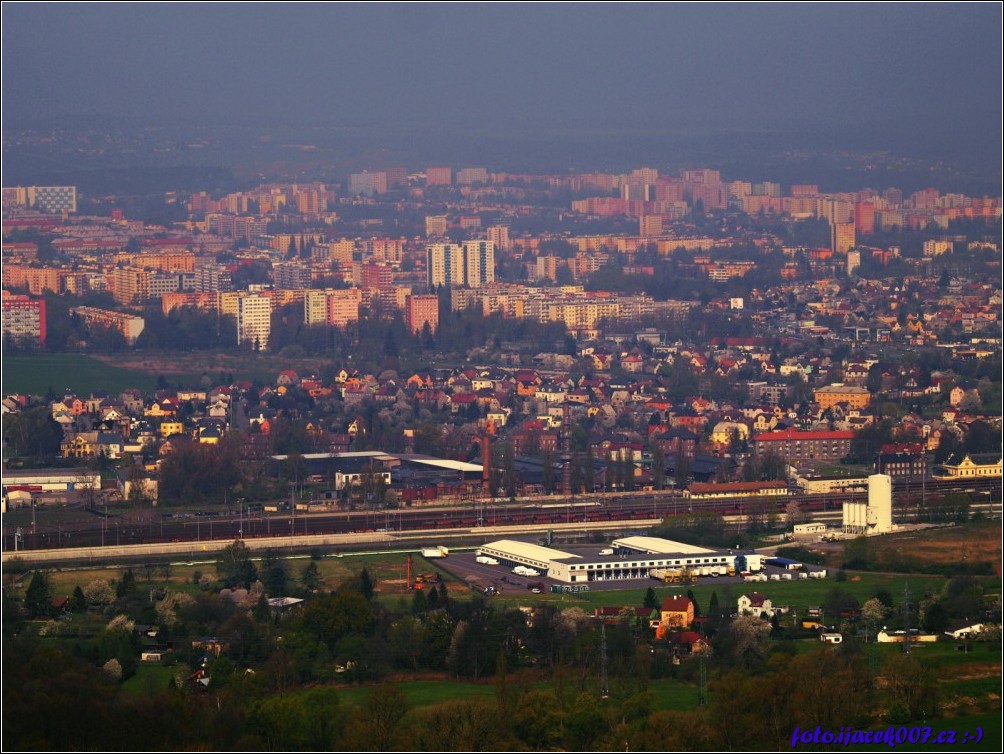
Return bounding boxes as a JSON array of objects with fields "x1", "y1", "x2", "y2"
[{"x1": 481, "y1": 433, "x2": 491, "y2": 495}]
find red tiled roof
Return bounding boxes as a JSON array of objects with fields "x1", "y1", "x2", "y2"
[
  {"x1": 661, "y1": 596, "x2": 693, "y2": 612},
  {"x1": 754, "y1": 429, "x2": 854, "y2": 441},
  {"x1": 667, "y1": 631, "x2": 706, "y2": 645}
]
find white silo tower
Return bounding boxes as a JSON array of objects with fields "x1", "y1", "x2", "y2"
[{"x1": 867, "y1": 473, "x2": 893, "y2": 534}]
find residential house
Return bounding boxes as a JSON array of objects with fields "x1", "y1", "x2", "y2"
[
  {"x1": 657, "y1": 596, "x2": 695, "y2": 630},
  {"x1": 737, "y1": 592, "x2": 774, "y2": 618},
  {"x1": 664, "y1": 630, "x2": 711, "y2": 658}
]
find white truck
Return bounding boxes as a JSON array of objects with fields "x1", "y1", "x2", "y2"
[
  {"x1": 476, "y1": 555, "x2": 500, "y2": 565},
  {"x1": 421, "y1": 546, "x2": 449, "y2": 559}
]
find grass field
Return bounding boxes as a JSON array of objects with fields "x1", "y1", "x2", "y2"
[
  {"x1": 793, "y1": 520, "x2": 1002, "y2": 574},
  {"x1": 20, "y1": 555, "x2": 953, "y2": 620},
  {"x1": 908, "y1": 711, "x2": 1001, "y2": 752},
  {"x1": 9, "y1": 551, "x2": 462, "y2": 603},
  {"x1": 864, "y1": 521, "x2": 1003, "y2": 575},
  {"x1": 335, "y1": 676, "x2": 704, "y2": 713},
  {"x1": 4, "y1": 354, "x2": 162, "y2": 395},
  {"x1": 120, "y1": 663, "x2": 190, "y2": 697},
  {"x1": 491, "y1": 572, "x2": 949, "y2": 616},
  {"x1": 3, "y1": 350, "x2": 339, "y2": 396},
  {"x1": 646, "y1": 678, "x2": 702, "y2": 709},
  {"x1": 336, "y1": 679, "x2": 500, "y2": 709}
]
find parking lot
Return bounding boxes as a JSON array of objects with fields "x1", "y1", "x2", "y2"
[{"x1": 434, "y1": 542, "x2": 828, "y2": 596}]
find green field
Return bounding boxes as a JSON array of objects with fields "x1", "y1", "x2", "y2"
[
  {"x1": 493, "y1": 573, "x2": 948, "y2": 615},
  {"x1": 908, "y1": 712, "x2": 1001, "y2": 752},
  {"x1": 120, "y1": 663, "x2": 190, "y2": 697},
  {"x1": 2, "y1": 352, "x2": 327, "y2": 397},
  {"x1": 335, "y1": 679, "x2": 499, "y2": 709},
  {"x1": 646, "y1": 678, "x2": 702, "y2": 709},
  {"x1": 335, "y1": 676, "x2": 704, "y2": 713},
  {"x1": 4, "y1": 354, "x2": 160, "y2": 395}
]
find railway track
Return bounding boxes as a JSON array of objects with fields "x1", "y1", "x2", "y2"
[{"x1": 3, "y1": 476, "x2": 998, "y2": 554}]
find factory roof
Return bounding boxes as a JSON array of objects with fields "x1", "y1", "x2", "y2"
[
  {"x1": 611, "y1": 536, "x2": 716, "y2": 555},
  {"x1": 480, "y1": 539, "x2": 581, "y2": 562},
  {"x1": 396, "y1": 454, "x2": 483, "y2": 472},
  {"x1": 269, "y1": 451, "x2": 482, "y2": 472}
]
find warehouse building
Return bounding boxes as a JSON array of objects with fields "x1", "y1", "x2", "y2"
[
  {"x1": 3, "y1": 468, "x2": 101, "y2": 493},
  {"x1": 477, "y1": 536, "x2": 737, "y2": 584}
]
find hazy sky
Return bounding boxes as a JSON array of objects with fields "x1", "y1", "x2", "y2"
[{"x1": 3, "y1": 3, "x2": 1001, "y2": 141}]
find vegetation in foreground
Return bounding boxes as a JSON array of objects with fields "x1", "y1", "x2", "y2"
[{"x1": 3, "y1": 537, "x2": 1000, "y2": 751}]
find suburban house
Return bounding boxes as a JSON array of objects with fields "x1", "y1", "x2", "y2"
[
  {"x1": 654, "y1": 596, "x2": 695, "y2": 635},
  {"x1": 664, "y1": 630, "x2": 711, "y2": 658},
  {"x1": 737, "y1": 592, "x2": 775, "y2": 618}
]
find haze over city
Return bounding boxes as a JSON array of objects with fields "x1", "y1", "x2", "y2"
[{"x1": 3, "y1": 4, "x2": 1002, "y2": 177}]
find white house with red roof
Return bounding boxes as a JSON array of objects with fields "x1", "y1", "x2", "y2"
[{"x1": 737, "y1": 592, "x2": 775, "y2": 618}]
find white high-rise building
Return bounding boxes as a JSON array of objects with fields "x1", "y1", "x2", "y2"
[
  {"x1": 237, "y1": 294, "x2": 272, "y2": 351},
  {"x1": 463, "y1": 240, "x2": 495, "y2": 288},
  {"x1": 487, "y1": 224, "x2": 510, "y2": 251},
  {"x1": 846, "y1": 249, "x2": 862, "y2": 276},
  {"x1": 427, "y1": 241, "x2": 495, "y2": 288},
  {"x1": 427, "y1": 243, "x2": 466, "y2": 288}
]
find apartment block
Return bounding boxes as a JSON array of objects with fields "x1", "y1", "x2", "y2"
[
  {"x1": 237, "y1": 294, "x2": 272, "y2": 351},
  {"x1": 273, "y1": 261, "x2": 312, "y2": 290},
  {"x1": 70, "y1": 306, "x2": 145, "y2": 344},
  {"x1": 406, "y1": 294, "x2": 440, "y2": 333},
  {"x1": 754, "y1": 429, "x2": 854, "y2": 465},
  {"x1": 456, "y1": 167, "x2": 488, "y2": 185},
  {"x1": 348, "y1": 171, "x2": 388, "y2": 196},
  {"x1": 426, "y1": 167, "x2": 452, "y2": 186},
  {"x1": 425, "y1": 215, "x2": 449, "y2": 238},
  {"x1": 4, "y1": 185, "x2": 77, "y2": 214},
  {"x1": 1, "y1": 291, "x2": 47, "y2": 346},
  {"x1": 304, "y1": 288, "x2": 362, "y2": 327}
]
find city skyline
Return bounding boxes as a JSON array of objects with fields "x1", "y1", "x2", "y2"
[{"x1": 2, "y1": 6, "x2": 1001, "y2": 747}]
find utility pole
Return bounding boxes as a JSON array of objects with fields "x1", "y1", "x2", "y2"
[
  {"x1": 599, "y1": 622, "x2": 609, "y2": 699},
  {"x1": 561, "y1": 404, "x2": 572, "y2": 498},
  {"x1": 902, "y1": 581, "x2": 912, "y2": 655},
  {"x1": 698, "y1": 654, "x2": 708, "y2": 706}
]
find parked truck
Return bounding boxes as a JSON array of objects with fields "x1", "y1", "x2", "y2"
[
  {"x1": 476, "y1": 555, "x2": 500, "y2": 565},
  {"x1": 421, "y1": 546, "x2": 449, "y2": 559},
  {"x1": 650, "y1": 568, "x2": 697, "y2": 584}
]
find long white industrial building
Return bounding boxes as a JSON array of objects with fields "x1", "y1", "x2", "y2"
[{"x1": 477, "y1": 536, "x2": 737, "y2": 584}]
